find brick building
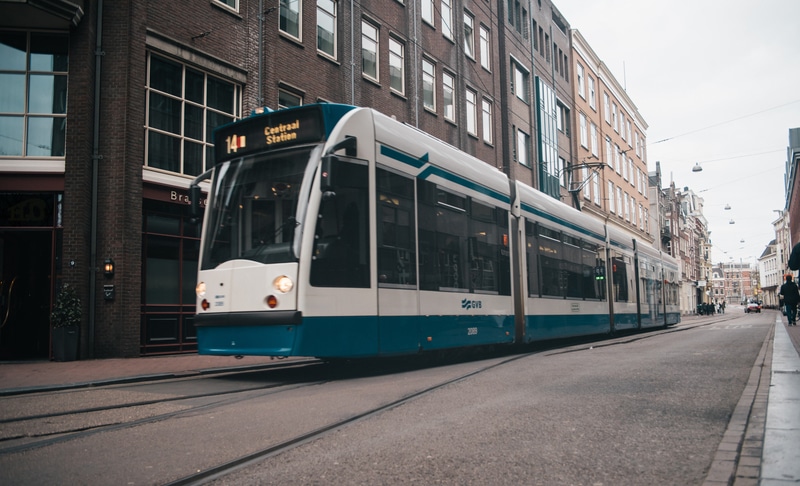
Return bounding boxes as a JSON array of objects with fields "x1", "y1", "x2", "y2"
[{"x1": 1, "y1": 0, "x2": 655, "y2": 359}]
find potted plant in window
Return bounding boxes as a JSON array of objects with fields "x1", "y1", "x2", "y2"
[{"x1": 51, "y1": 283, "x2": 81, "y2": 361}]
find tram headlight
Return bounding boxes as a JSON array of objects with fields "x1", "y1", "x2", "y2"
[
  {"x1": 196, "y1": 281, "x2": 206, "y2": 298},
  {"x1": 273, "y1": 275, "x2": 293, "y2": 293}
]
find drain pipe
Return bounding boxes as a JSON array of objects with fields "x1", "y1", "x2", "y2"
[{"x1": 89, "y1": 0, "x2": 105, "y2": 358}]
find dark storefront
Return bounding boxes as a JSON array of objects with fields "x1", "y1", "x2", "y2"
[
  {"x1": 0, "y1": 190, "x2": 62, "y2": 360},
  {"x1": 141, "y1": 185, "x2": 203, "y2": 355}
]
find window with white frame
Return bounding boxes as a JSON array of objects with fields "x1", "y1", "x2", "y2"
[
  {"x1": 0, "y1": 31, "x2": 68, "y2": 157},
  {"x1": 614, "y1": 144, "x2": 621, "y2": 174},
  {"x1": 593, "y1": 172, "x2": 600, "y2": 205},
  {"x1": 389, "y1": 37, "x2": 404, "y2": 94},
  {"x1": 361, "y1": 20, "x2": 379, "y2": 81},
  {"x1": 280, "y1": 0, "x2": 301, "y2": 39},
  {"x1": 627, "y1": 120, "x2": 632, "y2": 146},
  {"x1": 145, "y1": 53, "x2": 240, "y2": 176},
  {"x1": 422, "y1": 0, "x2": 434, "y2": 25},
  {"x1": 278, "y1": 89, "x2": 302, "y2": 108},
  {"x1": 620, "y1": 112, "x2": 626, "y2": 140},
  {"x1": 625, "y1": 193, "x2": 631, "y2": 221},
  {"x1": 215, "y1": 0, "x2": 238, "y2": 11},
  {"x1": 422, "y1": 58, "x2": 435, "y2": 111},
  {"x1": 576, "y1": 63, "x2": 585, "y2": 99},
  {"x1": 512, "y1": 60, "x2": 529, "y2": 102},
  {"x1": 441, "y1": 0, "x2": 453, "y2": 39},
  {"x1": 464, "y1": 12, "x2": 475, "y2": 58},
  {"x1": 582, "y1": 166, "x2": 589, "y2": 199},
  {"x1": 317, "y1": 0, "x2": 336, "y2": 58},
  {"x1": 612, "y1": 103, "x2": 618, "y2": 132},
  {"x1": 590, "y1": 122, "x2": 598, "y2": 156},
  {"x1": 443, "y1": 71, "x2": 455, "y2": 121},
  {"x1": 481, "y1": 98, "x2": 492, "y2": 144},
  {"x1": 603, "y1": 92, "x2": 609, "y2": 123},
  {"x1": 479, "y1": 25, "x2": 490, "y2": 71},
  {"x1": 616, "y1": 187, "x2": 622, "y2": 217},
  {"x1": 579, "y1": 113, "x2": 587, "y2": 148},
  {"x1": 605, "y1": 137, "x2": 613, "y2": 170},
  {"x1": 466, "y1": 88, "x2": 477, "y2": 135},
  {"x1": 588, "y1": 76, "x2": 596, "y2": 109},
  {"x1": 608, "y1": 181, "x2": 615, "y2": 213},
  {"x1": 516, "y1": 128, "x2": 530, "y2": 166}
]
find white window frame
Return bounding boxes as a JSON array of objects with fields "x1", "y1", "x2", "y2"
[
  {"x1": 443, "y1": 70, "x2": 455, "y2": 121},
  {"x1": 464, "y1": 12, "x2": 475, "y2": 59},
  {"x1": 479, "y1": 24, "x2": 490, "y2": 71},
  {"x1": 579, "y1": 113, "x2": 587, "y2": 148},
  {"x1": 512, "y1": 60, "x2": 529, "y2": 102},
  {"x1": 422, "y1": 0, "x2": 434, "y2": 25},
  {"x1": 466, "y1": 88, "x2": 477, "y2": 136},
  {"x1": 516, "y1": 128, "x2": 530, "y2": 166},
  {"x1": 608, "y1": 181, "x2": 616, "y2": 213},
  {"x1": 361, "y1": 20, "x2": 379, "y2": 81},
  {"x1": 214, "y1": 0, "x2": 238, "y2": 12},
  {"x1": 280, "y1": 0, "x2": 302, "y2": 40},
  {"x1": 441, "y1": 0, "x2": 453, "y2": 39},
  {"x1": 481, "y1": 98, "x2": 492, "y2": 144},
  {"x1": 576, "y1": 63, "x2": 585, "y2": 99},
  {"x1": 588, "y1": 76, "x2": 596, "y2": 109},
  {"x1": 145, "y1": 53, "x2": 241, "y2": 176},
  {"x1": 422, "y1": 57, "x2": 436, "y2": 112},
  {"x1": 316, "y1": 0, "x2": 336, "y2": 59},
  {"x1": 590, "y1": 122, "x2": 598, "y2": 157},
  {"x1": 389, "y1": 37, "x2": 405, "y2": 95}
]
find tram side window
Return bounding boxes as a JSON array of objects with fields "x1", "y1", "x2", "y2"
[
  {"x1": 527, "y1": 221, "x2": 605, "y2": 300},
  {"x1": 310, "y1": 160, "x2": 370, "y2": 288},
  {"x1": 612, "y1": 255, "x2": 629, "y2": 302},
  {"x1": 377, "y1": 168, "x2": 416, "y2": 287},
  {"x1": 469, "y1": 200, "x2": 510, "y2": 295},
  {"x1": 582, "y1": 242, "x2": 605, "y2": 300},
  {"x1": 537, "y1": 226, "x2": 562, "y2": 297},
  {"x1": 418, "y1": 180, "x2": 508, "y2": 294}
]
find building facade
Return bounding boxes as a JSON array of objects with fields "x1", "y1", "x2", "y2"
[{"x1": 3, "y1": 0, "x2": 622, "y2": 359}]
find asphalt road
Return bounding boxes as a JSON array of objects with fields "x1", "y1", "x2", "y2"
[{"x1": 0, "y1": 313, "x2": 771, "y2": 485}]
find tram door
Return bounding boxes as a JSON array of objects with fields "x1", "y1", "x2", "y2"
[
  {"x1": 375, "y1": 168, "x2": 420, "y2": 355},
  {"x1": 610, "y1": 252, "x2": 637, "y2": 331}
]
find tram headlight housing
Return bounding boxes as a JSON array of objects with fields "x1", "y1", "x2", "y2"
[
  {"x1": 196, "y1": 281, "x2": 206, "y2": 298},
  {"x1": 273, "y1": 275, "x2": 293, "y2": 293}
]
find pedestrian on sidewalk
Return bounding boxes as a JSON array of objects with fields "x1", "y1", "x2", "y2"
[{"x1": 779, "y1": 274, "x2": 800, "y2": 326}]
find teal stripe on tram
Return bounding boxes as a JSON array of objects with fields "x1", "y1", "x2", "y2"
[
  {"x1": 520, "y1": 202, "x2": 604, "y2": 241},
  {"x1": 380, "y1": 145, "x2": 429, "y2": 168},
  {"x1": 380, "y1": 144, "x2": 510, "y2": 206}
]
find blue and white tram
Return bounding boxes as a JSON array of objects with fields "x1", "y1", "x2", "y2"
[{"x1": 191, "y1": 103, "x2": 679, "y2": 358}]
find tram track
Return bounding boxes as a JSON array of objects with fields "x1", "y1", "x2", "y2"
[
  {"x1": 164, "y1": 319, "x2": 737, "y2": 486},
  {"x1": 0, "y1": 316, "x2": 739, "y2": 484}
]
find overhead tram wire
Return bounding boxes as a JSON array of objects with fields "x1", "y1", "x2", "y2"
[{"x1": 649, "y1": 98, "x2": 800, "y2": 146}]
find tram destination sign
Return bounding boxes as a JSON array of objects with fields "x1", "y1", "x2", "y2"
[{"x1": 213, "y1": 106, "x2": 325, "y2": 162}]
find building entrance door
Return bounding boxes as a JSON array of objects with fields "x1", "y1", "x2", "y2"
[{"x1": 0, "y1": 231, "x2": 53, "y2": 360}]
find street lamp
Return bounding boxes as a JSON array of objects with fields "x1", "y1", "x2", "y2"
[{"x1": 692, "y1": 163, "x2": 703, "y2": 172}]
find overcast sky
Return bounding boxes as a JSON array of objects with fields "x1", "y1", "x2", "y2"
[{"x1": 554, "y1": 0, "x2": 800, "y2": 267}]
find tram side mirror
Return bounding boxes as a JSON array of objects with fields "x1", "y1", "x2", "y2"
[
  {"x1": 189, "y1": 184, "x2": 202, "y2": 219},
  {"x1": 189, "y1": 168, "x2": 213, "y2": 222},
  {"x1": 320, "y1": 155, "x2": 337, "y2": 193}
]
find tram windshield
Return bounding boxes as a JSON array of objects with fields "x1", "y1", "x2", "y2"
[{"x1": 200, "y1": 145, "x2": 319, "y2": 269}]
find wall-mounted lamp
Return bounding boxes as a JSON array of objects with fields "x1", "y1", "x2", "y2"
[{"x1": 103, "y1": 258, "x2": 115, "y2": 278}]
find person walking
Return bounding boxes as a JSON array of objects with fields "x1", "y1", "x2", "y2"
[{"x1": 779, "y1": 274, "x2": 800, "y2": 326}]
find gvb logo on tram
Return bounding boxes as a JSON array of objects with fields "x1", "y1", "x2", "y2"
[{"x1": 461, "y1": 299, "x2": 482, "y2": 310}]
